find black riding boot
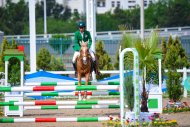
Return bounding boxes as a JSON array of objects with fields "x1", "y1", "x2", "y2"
[
  {"x1": 72, "y1": 62, "x2": 77, "y2": 77},
  {"x1": 93, "y1": 61, "x2": 101, "y2": 76}
]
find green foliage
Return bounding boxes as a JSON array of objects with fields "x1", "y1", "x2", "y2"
[
  {"x1": 49, "y1": 34, "x2": 72, "y2": 55},
  {"x1": 0, "y1": 0, "x2": 28, "y2": 34},
  {"x1": 115, "y1": 30, "x2": 162, "y2": 112},
  {"x1": 95, "y1": 41, "x2": 114, "y2": 80},
  {"x1": 36, "y1": 0, "x2": 71, "y2": 20},
  {"x1": 162, "y1": 35, "x2": 189, "y2": 102},
  {"x1": 114, "y1": 33, "x2": 135, "y2": 70},
  {"x1": 164, "y1": 36, "x2": 189, "y2": 69},
  {"x1": 166, "y1": 70, "x2": 183, "y2": 102},
  {"x1": 0, "y1": 38, "x2": 29, "y2": 86},
  {"x1": 50, "y1": 55, "x2": 65, "y2": 71},
  {"x1": 37, "y1": 47, "x2": 66, "y2": 71},
  {"x1": 0, "y1": 38, "x2": 11, "y2": 72},
  {"x1": 161, "y1": 39, "x2": 167, "y2": 62},
  {"x1": 125, "y1": 75, "x2": 134, "y2": 111},
  {"x1": 8, "y1": 58, "x2": 20, "y2": 86},
  {"x1": 1, "y1": 38, "x2": 10, "y2": 54},
  {"x1": 37, "y1": 47, "x2": 51, "y2": 70},
  {"x1": 1, "y1": 0, "x2": 190, "y2": 34},
  {"x1": 115, "y1": 31, "x2": 162, "y2": 84},
  {"x1": 146, "y1": 61, "x2": 159, "y2": 85}
]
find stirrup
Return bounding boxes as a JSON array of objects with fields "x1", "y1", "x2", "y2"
[{"x1": 95, "y1": 70, "x2": 101, "y2": 76}]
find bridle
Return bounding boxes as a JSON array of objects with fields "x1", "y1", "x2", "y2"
[
  {"x1": 79, "y1": 47, "x2": 90, "y2": 65},
  {"x1": 78, "y1": 40, "x2": 90, "y2": 65}
]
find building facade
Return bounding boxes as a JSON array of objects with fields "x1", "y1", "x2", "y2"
[{"x1": 96, "y1": 0, "x2": 157, "y2": 13}]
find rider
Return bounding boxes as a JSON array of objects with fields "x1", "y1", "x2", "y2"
[{"x1": 72, "y1": 21, "x2": 100, "y2": 77}]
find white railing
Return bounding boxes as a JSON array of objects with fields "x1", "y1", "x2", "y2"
[
  {"x1": 0, "y1": 67, "x2": 190, "y2": 97},
  {"x1": 4, "y1": 26, "x2": 190, "y2": 39}
]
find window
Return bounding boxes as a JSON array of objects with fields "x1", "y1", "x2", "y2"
[
  {"x1": 144, "y1": 1, "x2": 147, "y2": 7},
  {"x1": 74, "y1": 9, "x2": 78, "y2": 13},
  {"x1": 128, "y1": 0, "x2": 135, "y2": 3},
  {"x1": 112, "y1": 1, "x2": 115, "y2": 7},
  {"x1": 97, "y1": 2, "x2": 100, "y2": 7},
  {"x1": 102, "y1": 1, "x2": 105, "y2": 7},
  {"x1": 144, "y1": 1, "x2": 147, "y2": 6},
  {"x1": 117, "y1": 1, "x2": 120, "y2": 8}
]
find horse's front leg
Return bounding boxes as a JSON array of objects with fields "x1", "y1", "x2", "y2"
[
  {"x1": 78, "y1": 73, "x2": 81, "y2": 86},
  {"x1": 85, "y1": 73, "x2": 90, "y2": 85},
  {"x1": 84, "y1": 73, "x2": 90, "y2": 100},
  {"x1": 78, "y1": 73, "x2": 82, "y2": 100}
]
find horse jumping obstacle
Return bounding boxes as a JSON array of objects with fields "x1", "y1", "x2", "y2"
[
  {"x1": 24, "y1": 105, "x2": 120, "y2": 110},
  {"x1": 0, "y1": 48, "x2": 140, "y2": 126},
  {"x1": 0, "y1": 116, "x2": 119, "y2": 123},
  {"x1": 0, "y1": 100, "x2": 119, "y2": 106},
  {"x1": 24, "y1": 81, "x2": 120, "y2": 86},
  {"x1": 24, "y1": 91, "x2": 120, "y2": 96},
  {"x1": 0, "y1": 85, "x2": 119, "y2": 92}
]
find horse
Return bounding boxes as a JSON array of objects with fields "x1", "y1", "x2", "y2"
[{"x1": 76, "y1": 41, "x2": 92, "y2": 100}]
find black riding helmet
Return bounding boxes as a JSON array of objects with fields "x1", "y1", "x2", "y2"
[{"x1": 78, "y1": 21, "x2": 86, "y2": 28}]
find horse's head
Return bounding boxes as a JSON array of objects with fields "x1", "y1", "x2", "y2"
[{"x1": 79, "y1": 40, "x2": 90, "y2": 65}]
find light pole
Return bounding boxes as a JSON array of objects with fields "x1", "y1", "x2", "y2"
[
  {"x1": 44, "y1": 0, "x2": 47, "y2": 37},
  {"x1": 140, "y1": 0, "x2": 144, "y2": 40}
]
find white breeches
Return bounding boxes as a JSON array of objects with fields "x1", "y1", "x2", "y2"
[{"x1": 72, "y1": 49, "x2": 95, "y2": 63}]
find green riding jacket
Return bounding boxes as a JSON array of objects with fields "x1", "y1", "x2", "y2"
[{"x1": 73, "y1": 30, "x2": 92, "y2": 51}]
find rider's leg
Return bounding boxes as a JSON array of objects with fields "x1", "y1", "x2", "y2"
[
  {"x1": 72, "y1": 51, "x2": 80, "y2": 77},
  {"x1": 89, "y1": 50, "x2": 101, "y2": 76}
]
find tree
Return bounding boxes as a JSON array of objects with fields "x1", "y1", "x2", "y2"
[
  {"x1": 135, "y1": 32, "x2": 162, "y2": 112},
  {"x1": 36, "y1": 1, "x2": 44, "y2": 19},
  {"x1": 95, "y1": 41, "x2": 114, "y2": 80},
  {"x1": 8, "y1": 58, "x2": 20, "y2": 86},
  {"x1": 37, "y1": 47, "x2": 51, "y2": 70},
  {"x1": 0, "y1": 38, "x2": 10, "y2": 72},
  {"x1": 115, "y1": 31, "x2": 162, "y2": 112},
  {"x1": 145, "y1": 0, "x2": 168, "y2": 28},
  {"x1": 167, "y1": 0, "x2": 190, "y2": 27},
  {"x1": 61, "y1": 6, "x2": 72, "y2": 20},
  {"x1": 125, "y1": 73, "x2": 134, "y2": 111},
  {"x1": 163, "y1": 36, "x2": 189, "y2": 102},
  {"x1": 73, "y1": 9, "x2": 80, "y2": 20},
  {"x1": 50, "y1": 55, "x2": 65, "y2": 71},
  {"x1": 0, "y1": 38, "x2": 29, "y2": 86},
  {"x1": 1, "y1": 0, "x2": 28, "y2": 34},
  {"x1": 1, "y1": 38, "x2": 10, "y2": 54}
]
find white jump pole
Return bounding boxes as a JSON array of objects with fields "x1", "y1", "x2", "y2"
[
  {"x1": 119, "y1": 48, "x2": 140, "y2": 125},
  {"x1": 29, "y1": 0, "x2": 36, "y2": 72}
]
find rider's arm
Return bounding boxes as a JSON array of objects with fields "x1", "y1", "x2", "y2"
[{"x1": 73, "y1": 31, "x2": 80, "y2": 51}]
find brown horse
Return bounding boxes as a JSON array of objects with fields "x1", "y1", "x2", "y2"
[{"x1": 76, "y1": 41, "x2": 92, "y2": 100}]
